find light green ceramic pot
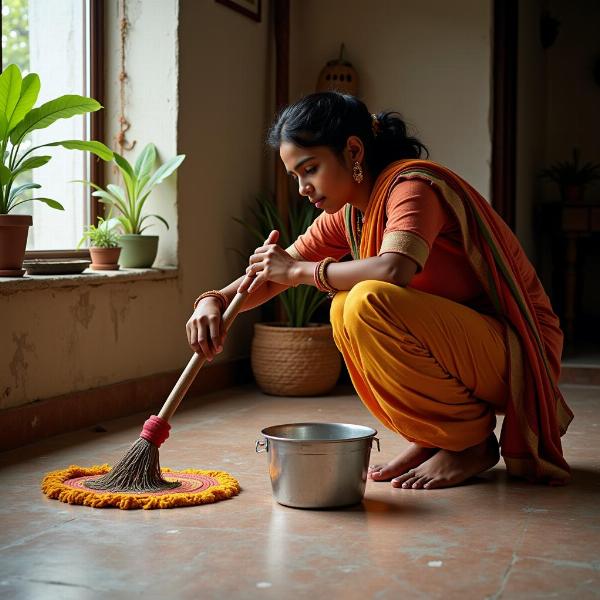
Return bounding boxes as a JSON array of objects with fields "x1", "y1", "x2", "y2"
[{"x1": 118, "y1": 234, "x2": 159, "y2": 268}]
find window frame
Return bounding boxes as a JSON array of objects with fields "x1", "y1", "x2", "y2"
[{"x1": 2, "y1": 0, "x2": 105, "y2": 259}]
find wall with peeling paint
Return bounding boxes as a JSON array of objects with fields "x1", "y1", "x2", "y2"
[
  {"x1": 1, "y1": 279, "x2": 180, "y2": 407},
  {"x1": 0, "y1": 0, "x2": 270, "y2": 410}
]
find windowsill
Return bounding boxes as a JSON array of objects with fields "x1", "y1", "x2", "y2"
[{"x1": 0, "y1": 266, "x2": 178, "y2": 294}]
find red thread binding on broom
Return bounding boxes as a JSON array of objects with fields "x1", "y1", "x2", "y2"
[{"x1": 140, "y1": 415, "x2": 171, "y2": 447}]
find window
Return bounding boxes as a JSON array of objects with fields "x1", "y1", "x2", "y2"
[{"x1": 1, "y1": 0, "x2": 102, "y2": 253}]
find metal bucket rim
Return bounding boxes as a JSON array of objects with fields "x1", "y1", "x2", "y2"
[{"x1": 260, "y1": 422, "x2": 377, "y2": 443}]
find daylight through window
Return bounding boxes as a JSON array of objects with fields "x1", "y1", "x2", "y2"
[{"x1": 2, "y1": 0, "x2": 92, "y2": 251}]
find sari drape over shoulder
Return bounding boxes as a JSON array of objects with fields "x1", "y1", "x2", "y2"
[{"x1": 356, "y1": 160, "x2": 573, "y2": 484}]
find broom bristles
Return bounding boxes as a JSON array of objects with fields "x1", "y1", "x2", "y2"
[{"x1": 84, "y1": 437, "x2": 181, "y2": 493}]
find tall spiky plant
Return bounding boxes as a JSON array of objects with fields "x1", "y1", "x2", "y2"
[{"x1": 235, "y1": 193, "x2": 328, "y2": 327}]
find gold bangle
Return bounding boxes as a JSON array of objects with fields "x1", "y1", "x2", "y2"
[
  {"x1": 318, "y1": 257, "x2": 338, "y2": 294},
  {"x1": 193, "y1": 290, "x2": 229, "y2": 312}
]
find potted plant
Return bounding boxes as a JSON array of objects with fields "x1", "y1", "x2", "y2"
[
  {"x1": 540, "y1": 148, "x2": 600, "y2": 203},
  {"x1": 84, "y1": 142, "x2": 185, "y2": 268},
  {"x1": 235, "y1": 193, "x2": 342, "y2": 396},
  {"x1": 0, "y1": 63, "x2": 113, "y2": 276},
  {"x1": 77, "y1": 217, "x2": 121, "y2": 270}
]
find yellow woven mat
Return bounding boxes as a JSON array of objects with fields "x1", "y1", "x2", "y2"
[{"x1": 41, "y1": 465, "x2": 240, "y2": 510}]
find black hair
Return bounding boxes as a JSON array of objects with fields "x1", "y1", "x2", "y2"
[{"x1": 267, "y1": 92, "x2": 429, "y2": 177}]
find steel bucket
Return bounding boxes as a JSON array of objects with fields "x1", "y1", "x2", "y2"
[{"x1": 256, "y1": 422, "x2": 380, "y2": 508}]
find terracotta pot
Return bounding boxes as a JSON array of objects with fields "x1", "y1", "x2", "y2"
[
  {"x1": 0, "y1": 214, "x2": 32, "y2": 277},
  {"x1": 89, "y1": 246, "x2": 121, "y2": 271},
  {"x1": 251, "y1": 322, "x2": 342, "y2": 396}
]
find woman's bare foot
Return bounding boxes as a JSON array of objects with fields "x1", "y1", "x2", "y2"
[
  {"x1": 368, "y1": 443, "x2": 438, "y2": 481},
  {"x1": 391, "y1": 435, "x2": 500, "y2": 490}
]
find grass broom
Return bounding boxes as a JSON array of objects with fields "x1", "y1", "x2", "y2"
[{"x1": 84, "y1": 289, "x2": 248, "y2": 493}]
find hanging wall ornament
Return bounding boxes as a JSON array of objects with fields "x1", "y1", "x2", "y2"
[{"x1": 316, "y1": 44, "x2": 359, "y2": 96}]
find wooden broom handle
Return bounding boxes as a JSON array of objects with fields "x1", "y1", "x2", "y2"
[{"x1": 158, "y1": 291, "x2": 247, "y2": 422}]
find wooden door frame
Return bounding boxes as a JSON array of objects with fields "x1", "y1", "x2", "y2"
[{"x1": 491, "y1": 0, "x2": 518, "y2": 230}]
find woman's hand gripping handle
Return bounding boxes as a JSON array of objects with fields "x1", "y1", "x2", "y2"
[{"x1": 186, "y1": 230, "x2": 279, "y2": 359}]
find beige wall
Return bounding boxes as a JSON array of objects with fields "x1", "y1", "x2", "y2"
[
  {"x1": 1, "y1": 277, "x2": 181, "y2": 408},
  {"x1": 105, "y1": 0, "x2": 180, "y2": 266},
  {"x1": 0, "y1": 0, "x2": 271, "y2": 410},
  {"x1": 289, "y1": 0, "x2": 493, "y2": 198},
  {"x1": 177, "y1": 0, "x2": 272, "y2": 295}
]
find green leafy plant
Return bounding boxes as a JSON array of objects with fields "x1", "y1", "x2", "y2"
[
  {"x1": 83, "y1": 142, "x2": 185, "y2": 234},
  {"x1": 540, "y1": 148, "x2": 600, "y2": 199},
  {"x1": 235, "y1": 193, "x2": 328, "y2": 327},
  {"x1": 77, "y1": 217, "x2": 120, "y2": 249},
  {"x1": 0, "y1": 63, "x2": 113, "y2": 214}
]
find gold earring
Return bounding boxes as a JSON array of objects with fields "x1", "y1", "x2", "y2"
[{"x1": 353, "y1": 161, "x2": 363, "y2": 184}]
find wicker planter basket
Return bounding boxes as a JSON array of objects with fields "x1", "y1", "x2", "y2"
[{"x1": 251, "y1": 322, "x2": 342, "y2": 396}]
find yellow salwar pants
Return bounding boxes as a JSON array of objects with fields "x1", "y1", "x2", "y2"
[{"x1": 330, "y1": 280, "x2": 509, "y2": 452}]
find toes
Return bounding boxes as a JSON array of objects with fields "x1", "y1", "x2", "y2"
[
  {"x1": 391, "y1": 475, "x2": 409, "y2": 487},
  {"x1": 391, "y1": 471, "x2": 433, "y2": 489},
  {"x1": 423, "y1": 477, "x2": 445, "y2": 489},
  {"x1": 368, "y1": 464, "x2": 382, "y2": 476},
  {"x1": 368, "y1": 464, "x2": 384, "y2": 472},
  {"x1": 368, "y1": 466, "x2": 383, "y2": 480},
  {"x1": 391, "y1": 471, "x2": 418, "y2": 488},
  {"x1": 401, "y1": 476, "x2": 420, "y2": 489},
  {"x1": 412, "y1": 476, "x2": 430, "y2": 489},
  {"x1": 369, "y1": 464, "x2": 395, "y2": 481}
]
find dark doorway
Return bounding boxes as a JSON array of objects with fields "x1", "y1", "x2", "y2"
[{"x1": 494, "y1": 1, "x2": 600, "y2": 373}]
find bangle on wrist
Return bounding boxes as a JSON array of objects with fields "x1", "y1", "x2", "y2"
[
  {"x1": 314, "y1": 257, "x2": 338, "y2": 297},
  {"x1": 313, "y1": 261, "x2": 326, "y2": 292},
  {"x1": 193, "y1": 290, "x2": 229, "y2": 311}
]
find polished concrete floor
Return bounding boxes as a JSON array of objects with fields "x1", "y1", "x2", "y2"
[{"x1": 0, "y1": 383, "x2": 599, "y2": 599}]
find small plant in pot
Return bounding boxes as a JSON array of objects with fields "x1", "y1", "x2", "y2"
[
  {"x1": 77, "y1": 217, "x2": 121, "y2": 271},
  {"x1": 539, "y1": 148, "x2": 600, "y2": 203},
  {"x1": 0, "y1": 64, "x2": 113, "y2": 276},
  {"x1": 83, "y1": 143, "x2": 185, "y2": 268},
  {"x1": 235, "y1": 193, "x2": 342, "y2": 396}
]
